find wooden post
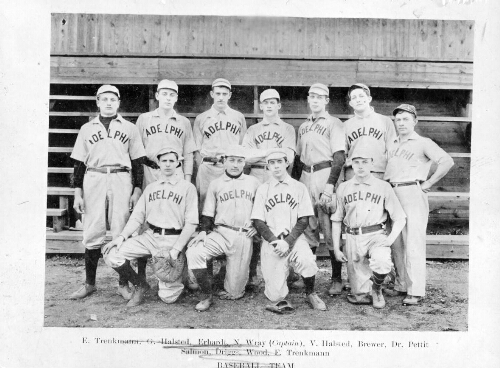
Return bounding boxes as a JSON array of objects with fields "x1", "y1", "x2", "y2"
[
  {"x1": 253, "y1": 86, "x2": 259, "y2": 126},
  {"x1": 149, "y1": 85, "x2": 157, "y2": 111}
]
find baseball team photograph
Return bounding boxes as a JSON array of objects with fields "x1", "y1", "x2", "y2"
[{"x1": 44, "y1": 13, "x2": 471, "y2": 331}]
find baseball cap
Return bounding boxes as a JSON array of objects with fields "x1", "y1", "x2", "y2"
[
  {"x1": 224, "y1": 144, "x2": 247, "y2": 159},
  {"x1": 348, "y1": 83, "x2": 371, "y2": 97},
  {"x1": 96, "y1": 85, "x2": 120, "y2": 98},
  {"x1": 212, "y1": 78, "x2": 231, "y2": 90},
  {"x1": 260, "y1": 89, "x2": 280, "y2": 102},
  {"x1": 266, "y1": 148, "x2": 288, "y2": 162},
  {"x1": 308, "y1": 83, "x2": 329, "y2": 97},
  {"x1": 351, "y1": 147, "x2": 374, "y2": 160},
  {"x1": 393, "y1": 104, "x2": 418, "y2": 118},
  {"x1": 156, "y1": 147, "x2": 184, "y2": 162},
  {"x1": 157, "y1": 79, "x2": 178, "y2": 93}
]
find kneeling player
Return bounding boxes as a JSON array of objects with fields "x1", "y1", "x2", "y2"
[
  {"x1": 102, "y1": 148, "x2": 198, "y2": 307},
  {"x1": 251, "y1": 148, "x2": 327, "y2": 313},
  {"x1": 331, "y1": 148, "x2": 406, "y2": 308},
  {"x1": 186, "y1": 145, "x2": 260, "y2": 311}
]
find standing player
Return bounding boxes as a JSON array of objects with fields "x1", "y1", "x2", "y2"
[
  {"x1": 384, "y1": 104, "x2": 454, "y2": 305},
  {"x1": 251, "y1": 148, "x2": 327, "y2": 312},
  {"x1": 296, "y1": 83, "x2": 346, "y2": 296},
  {"x1": 193, "y1": 78, "x2": 247, "y2": 208},
  {"x1": 186, "y1": 145, "x2": 260, "y2": 311},
  {"x1": 136, "y1": 79, "x2": 196, "y2": 186},
  {"x1": 331, "y1": 148, "x2": 406, "y2": 308},
  {"x1": 343, "y1": 83, "x2": 397, "y2": 180},
  {"x1": 242, "y1": 88, "x2": 296, "y2": 286},
  {"x1": 103, "y1": 148, "x2": 198, "y2": 306},
  {"x1": 69, "y1": 85, "x2": 147, "y2": 300}
]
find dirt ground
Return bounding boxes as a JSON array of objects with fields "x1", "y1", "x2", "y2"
[{"x1": 44, "y1": 256, "x2": 468, "y2": 331}]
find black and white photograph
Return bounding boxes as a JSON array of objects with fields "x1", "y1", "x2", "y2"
[{"x1": 1, "y1": 0, "x2": 499, "y2": 367}]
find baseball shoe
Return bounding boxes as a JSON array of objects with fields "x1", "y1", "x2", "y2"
[
  {"x1": 126, "y1": 285, "x2": 147, "y2": 307},
  {"x1": 343, "y1": 282, "x2": 351, "y2": 292},
  {"x1": 371, "y1": 285, "x2": 386, "y2": 309},
  {"x1": 402, "y1": 295, "x2": 423, "y2": 306},
  {"x1": 217, "y1": 290, "x2": 244, "y2": 300},
  {"x1": 328, "y1": 279, "x2": 343, "y2": 296},
  {"x1": 265, "y1": 300, "x2": 295, "y2": 314},
  {"x1": 307, "y1": 292, "x2": 327, "y2": 311},
  {"x1": 69, "y1": 284, "x2": 96, "y2": 300},
  {"x1": 383, "y1": 288, "x2": 407, "y2": 297},
  {"x1": 195, "y1": 296, "x2": 213, "y2": 312},
  {"x1": 117, "y1": 284, "x2": 133, "y2": 300},
  {"x1": 346, "y1": 293, "x2": 372, "y2": 305}
]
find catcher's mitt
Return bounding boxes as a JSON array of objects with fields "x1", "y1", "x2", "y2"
[{"x1": 151, "y1": 251, "x2": 186, "y2": 283}]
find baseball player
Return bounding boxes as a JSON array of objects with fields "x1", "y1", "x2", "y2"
[
  {"x1": 384, "y1": 104, "x2": 454, "y2": 305},
  {"x1": 186, "y1": 145, "x2": 261, "y2": 311},
  {"x1": 102, "y1": 148, "x2": 199, "y2": 306},
  {"x1": 331, "y1": 147, "x2": 406, "y2": 308},
  {"x1": 296, "y1": 83, "x2": 346, "y2": 296},
  {"x1": 136, "y1": 79, "x2": 196, "y2": 186},
  {"x1": 343, "y1": 83, "x2": 397, "y2": 181},
  {"x1": 69, "y1": 85, "x2": 147, "y2": 300},
  {"x1": 242, "y1": 88, "x2": 296, "y2": 286},
  {"x1": 251, "y1": 148, "x2": 327, "y2": 312},
  {"x1": 193, "y1": 78, "x2": 248, "y2": 209}
]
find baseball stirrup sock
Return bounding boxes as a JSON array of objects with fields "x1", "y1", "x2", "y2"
[
  {"x1": 85, "y1": 248, "x2": 101, "y2": 286},
  {"x1": 249, "y1": 240, "x2": 261, "y2": 277},
  {"x1": 328, "y1": 250, "x2": 342, "y2": 280},
  {"x1": 192, "y1": 268, "x2": 213, "y2": 298},
  {"x1": 372, "y1": 272, "x2": 387, "y2": 288},
  {"x1": 303, "y1": 276, "x2": 316, "y2": 295},
  {"x1": 137, "y1": 257, "x2": 148, "y2": 279},
  {"x1": 113, "y1": 261, "x2": 144, "y2": 287}
]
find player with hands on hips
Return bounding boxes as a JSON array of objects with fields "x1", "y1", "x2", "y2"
[
  {"x1": 186, "y1": 145, "x2": 260, "y2": 311},
  {"x1": 193, "y1": 78, "x2": 247, "y2": 209},
  {"x1": 384, "y1": 104, "x2": 454, "y2": 305},
  {"x1": 331, "y1": 147, "x2": 406, "y2": 309},
  {"x1": 69, "y1": 85, "x2": 147, "y2": 300},
  {"x1": 296, "y1": 83, "x2": 346, "y2": 296},
  {"x1": 102, "y1": 148, "x2": 198, "y2": 307},
  {"x1": 251, "y1": 148, "x2": 327, "y2": 313}
]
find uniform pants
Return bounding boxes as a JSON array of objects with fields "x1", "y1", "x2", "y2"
[
  {"x1": 345, "y1": 231, "x2": 393, "y2": 295},
  {"x1": 104, "y1": 230, "x2": 186, "y2": 304},
  {"x1": 196, "y1": 162, "x2": 225, "y2": 211},
  {"x1": 391, "y1": 185, "x2": 429, "y2": 297},
  {"x1": 143, "y1": 165, "x2": 184, "y2": 190},
  {"x1": 83, "y1": 171, "x2": 132, "y2": 249},
  {"x1": 261, "y1": 235, "x2": 318, "y2": 303},
  {"x1": 187, "y1": 227, "x2": 252, "y2": 299}
]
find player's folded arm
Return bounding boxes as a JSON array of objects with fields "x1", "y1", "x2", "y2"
[
  {"x1": 283, "y1": 216, "x2": 309, "y2": 246},
  {"x1": 252, "y1": 219, "x2": 278, "y2": 243}
]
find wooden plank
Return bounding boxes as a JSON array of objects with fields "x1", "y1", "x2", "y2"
[
  {"x1": 50, "y1": 95, "x2": 95, "y2": 100},
  {"x1": 50, "y1": 56, "x2": 473, "y2": 89},
  {"x1": 47, "y1": 208, "x2": 67, "y2": 216},
  {"x1": 49, "y1": 129, "x2": 79, "y2": 134},
  {"x1": 48, "y1": 167, "x2": 73, "y2": 174},
  {"x1": 47, "y1": 187, "x2": 74, "y2": 195},
  {"x1": 427, "y1": 243, "x2": 469, "y2": 259},
  {"x1": 51, "y1": 15, "x2": 474, "y2": 62},
  {"x1": 49, "y1": 111, "x2": 141, "y2": 117},
  {"x1": 49, "y1": 147, "x2": 72, "y2": 153}
]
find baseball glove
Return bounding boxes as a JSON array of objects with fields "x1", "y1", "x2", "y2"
[{"x1": 151, "y1": 251, "x2": 186, "y2": 283}]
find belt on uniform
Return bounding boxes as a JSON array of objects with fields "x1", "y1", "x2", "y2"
[
  {"x1": 87, "y1": 167, "x2": 129, "y2": 173},
  {"x1": 251, "y1": 164, "x2": 267, "y2": 169},
  {"x1": 390, "y1": 181, "x2": 419, "y2": 188},
  {"x1": 217, "y1": 223, "x2": 249, "y2": 232},
  {"x1": 302, "y1": 160, "x2": 332, "y2": 173},
  {"x1": 148, "y1": 223, "x2": 182, "y2": 235},
  {"x1": 346, "y1": 223, "x2": 385, "y2": 236},
  {"x1": 202, "y1": 156, "x2": 223, "y2": 165}
]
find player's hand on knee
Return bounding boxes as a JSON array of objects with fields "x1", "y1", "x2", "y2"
[
  {"x1": 270, "y1": 239, "x2": 289, "y2": 257},
  {"x1": 73, "y1": 196, "x2": 85, "y2": 214},
  {"x1": 189, "y1": 231, "x2": 206, "y2": 247},
  {"x1": 246, "y1": 226, "x2": 257, "y2": 238},
  {"x1": 334, "y1": 249, "x2": 348, "y2": 263},
  {"x1": 102, "y1": 235, "x2": 125, "y2": 256}
]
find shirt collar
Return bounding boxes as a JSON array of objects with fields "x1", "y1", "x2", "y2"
[
  {"x1": 261, "y1": 117, "x2": 282, "y2": 126},
  {"x1": 158, "y1": 174, "x2": 181, "y2": 186},
  {"x1": 222, "y1": 172, "x2": 245, "y2": 181},
  {"x1": 153, "y1": 108, "x2": 178, "y2": 120},
  {"x1": 353, "y1": 174, "x2": 375, "y2": 186},
  {"x1": 395, "y1": 131, "x2": 420, "y2": 144},
  {"x1": 209, "y1": 105, "x2": 230, "y2": 117},
  {"x1": 307, "y1": 111, "x2": 329, "y2": 123},
  {"x1": 92, "y1": 114, "x2": 124, "y2": 124},
  {"x1": 353, "y1": 106, "x2": 375, "y2": 119},
  {"x1": 269, "y1": 174, "x2": 292, "y2": 187}
]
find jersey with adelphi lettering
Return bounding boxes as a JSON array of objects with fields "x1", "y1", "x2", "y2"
[
  {"x1": 296, "y1": 111, "x2": 345, "y2": 166},
  {"x1": 331, "y1": 175, "x2": 406, "y2": 228},
  {"x1": 251, "y1": 175, "x2": 314, "y2": 237},
  {"x1": 120, "y1": 176, "x2": 199, "y2": 238},
  {"x1": 136, "y1": 109, "x2": 196, "y2": 161},
  {"x1": 193, "y1": 106, "x2": 247, "y2": 157},
  {"x1": 203, "y1": 173, "x2": 261, "y2": 228}
]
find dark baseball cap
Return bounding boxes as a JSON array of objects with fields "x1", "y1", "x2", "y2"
[
  {"x1": 348, "y1": 83, "x2": 370, "y2": 97},
  {"x1": 393, "y1": 104, "x2": 417, "y2": 118}
]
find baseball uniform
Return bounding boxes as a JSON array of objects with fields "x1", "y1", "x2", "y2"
[
  {"x1": 105, "y1": 174, "x2": 199, "y2": 304},
  {"x1": 384, "y1": 127, "x2": 453, "y2": 299},
  {"x1": 251, "y1": 174, "x2": 318, "y2": 303},
  {"x1": 187, "y1": 172, "x2": 260, "y2": 299},
  {"x1": 331, "y1": 175, "x2": 405, "y2": 299},
  {"x1": 136, "y1": 108, "x2": 196, "y2": 188}
]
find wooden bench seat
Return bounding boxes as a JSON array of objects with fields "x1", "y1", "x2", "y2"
[{"x1": 47, "y1": 208, "x2": 68, "y2": 233}]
